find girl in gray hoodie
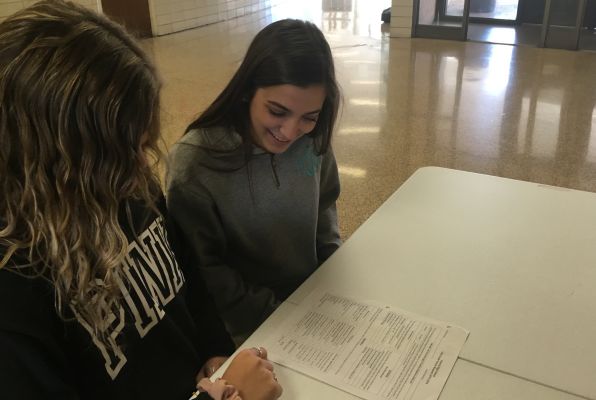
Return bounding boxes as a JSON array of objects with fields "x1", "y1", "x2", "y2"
[{"x1": 167, "y1": 19, "x2": 342, "y2": 345}]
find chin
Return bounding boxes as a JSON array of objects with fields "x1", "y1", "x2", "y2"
[{"x1": 268, "y1": 145, "x2": 289, "y2": 154}]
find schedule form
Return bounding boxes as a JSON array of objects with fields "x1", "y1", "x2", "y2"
[{"x1": 266, "y1": 290, "x2": 469, "y2": 400}]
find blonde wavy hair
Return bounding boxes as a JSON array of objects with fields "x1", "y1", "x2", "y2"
[{"x1": 0, "y1": 1, "x2": 162, "y2": 345}]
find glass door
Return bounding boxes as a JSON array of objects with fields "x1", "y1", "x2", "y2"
[
  {"x1": 451, "y1": 0, "x2": 519, "y2": 21},
  {"x1": 465, "y1": 0, "x2": 521, "y2": 46},
  {"x1": 414, "y1": 0, "x2": 471, "y2": 40},
  {"x1": 579, "y1": 0, "x2": 596, "y2": 50},
  {"x1": 541, "y1": 0, "x2": 587, "y2": 50}
]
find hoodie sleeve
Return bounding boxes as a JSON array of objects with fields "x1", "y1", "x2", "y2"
[
  {"x1": 0, "y1": 269, "x2": 79, "y2": 400},
  {"x1": 316, "y1": 148, "x2": 342, "y2": 264},
  {"x1": 0, "y1": 330, "x2": 79, "y2": 400},
  {"x1": 166, "y1": 182, "x2": 279, "y2": 345},
  {"x1": 163, "y1": 198, "x2": 236, "y2": 357}
]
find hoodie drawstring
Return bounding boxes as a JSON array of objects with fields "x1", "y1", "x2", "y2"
[{"x1": 270, "y1": 154, "x2": 280, "y2": 189}]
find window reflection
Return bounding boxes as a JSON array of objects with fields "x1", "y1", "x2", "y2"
[
  {"x1": 517, "y1": 96, "x2": 530, "y2": 155},
  {"x1": 531, "y1": 100, "x2": 561, "y2": 158},
  {"x1": 338, "y1": 165, "x2": 367, "y2": 178},
  {"x1": 485, "y1": 27, "x2": 517, "y2": 44},
  {"x1": 586, "y1": 107, "x2": 596, "y2": 163},
  {"x1": 483, "y1": 45, "x2": 513, "y2": 96},
  {"x1": 338, "y1": 127, "x2": 381, "y2": 135}
]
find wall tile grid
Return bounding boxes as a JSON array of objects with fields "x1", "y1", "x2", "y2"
[
  {"x1": 390, "y1": 0, "x2": 413, "y2": 38},
  {"x1": 0, "y1": 0, "x2": 100, "y2": 22},
  {"x1": 1, "y1": 0, "x2": 410, "y2": 38},
  {"x1": 149, "y1": 0, "x2": 285, "y2": 36}
]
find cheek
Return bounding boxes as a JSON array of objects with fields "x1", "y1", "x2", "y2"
[
  {"x1": 250, "y1": 106, "x2": 265, "y2": 124},
  {"x1": 302, "y1": 120, "x2": 318, "y2": 134},
  {"x1": 255, "y1": 112, "x2": 280, "y2": 129}
]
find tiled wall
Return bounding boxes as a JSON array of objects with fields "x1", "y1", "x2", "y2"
[
  {"x1": 149, "y1": 0, "x2": 285, "y2": 36},
  {"x1": 390, "y1": 0, "x2": 413, "y2": 38},
  {"x1": 0, "y1": 0, "x2": 101, "y2": 22},
  {"x1": 2, "y1": 0, "x2": 410, "y2": 38}
]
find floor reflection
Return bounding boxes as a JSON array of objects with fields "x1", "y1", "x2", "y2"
[{"x1": 146, "y1": 1, "x2": 596, "y2": 238}]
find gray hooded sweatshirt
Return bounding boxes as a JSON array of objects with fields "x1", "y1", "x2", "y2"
[{"x1": 166, "y1": 126, "x2": 341, "y2": 344}]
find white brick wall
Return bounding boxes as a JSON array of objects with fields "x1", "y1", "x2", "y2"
[
  {"x1": 149, "y1": 0, "x2": 285, "y2": 36},
  {"x1": 2, "y1": 0, "x2": 398, "y2": 37},
  {"x1": 0, "y1": 0, "x2": 101, "y2": 22},
  {"x1": 390, "y1": 0, "x2": 413, "y2": 38}
]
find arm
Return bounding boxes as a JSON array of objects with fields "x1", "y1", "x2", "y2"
[
  {"x1": 166, "y1": 183, "x2": 279, "y2": 343},
  {"x1": 164, "y1": 196, "x2": 236, "y2": 357},
  {"x1": 0, "y1": 330, "x2": 78, "y2": 400},
  {"x1": 0, "y1": 269, "x2": 78, "y2": 399},
  {"x1": 316, "y1": 147, "x2": 342, "y2": 264}
]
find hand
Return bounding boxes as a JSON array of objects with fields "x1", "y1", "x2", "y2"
[
  {"x1": 222, "y1": 347, "x2": 282, "y2": 400},
  {"x1": 197, "y1": 356, "x2": 229, "y2": 381}
]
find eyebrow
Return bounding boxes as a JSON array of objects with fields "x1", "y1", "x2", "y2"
[{"x1": 267, "y1": 101, "x2": 321, "y2": 115}]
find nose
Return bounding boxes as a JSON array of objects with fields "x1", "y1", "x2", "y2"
[{"x1": 279, "y1": 118, "x2": 303, "y2": 140}]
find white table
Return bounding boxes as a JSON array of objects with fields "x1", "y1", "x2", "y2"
[{"x1": 222, "y1": 167, "x2": 596, "y2": 399}]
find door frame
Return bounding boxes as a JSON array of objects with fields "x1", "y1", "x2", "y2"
[
  {"x1": 443, "y1": 0, "x2": 521, "y2": 25},
  {"x1": 539, "y1": 0, "x2": 588, "y2": 50},
  {"x1": 413, "y1": 0, "x2": 471, "y2": 41}
]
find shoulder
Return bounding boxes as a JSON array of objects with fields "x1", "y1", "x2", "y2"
[
  {"x1": 321, "y1": 144, "x2": 337, "y2": 165},
  {"x1": 173, "y1": 127, "x2": 242, "y2": 155},
  {"x1": 167, "y1": 127, "x2": 244, "y2": 183}
]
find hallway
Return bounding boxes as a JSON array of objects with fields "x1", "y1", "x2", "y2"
[{"x1": 144, "y1": 0, "x2": 596, "y2": 239}]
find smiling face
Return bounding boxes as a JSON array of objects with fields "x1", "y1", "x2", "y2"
[{"x1": 248, "y1": 84, "x2": 326, "y2": 154}]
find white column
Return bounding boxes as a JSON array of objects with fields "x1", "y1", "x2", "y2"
[{"x1": 390, "y1": 0, "x2": 414, "y2": 38}]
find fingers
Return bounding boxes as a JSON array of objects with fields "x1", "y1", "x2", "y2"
[
  {"x1": 248, "y1": 347, "x2": 274, "y2": 372},
  {"x1": 261, "y1": 359, "x2": 274, "y2": 371},
  {"x1": 251, "y1": 346, "x2": 268, "y2": 359},
  {"x1": 224, "y1": 348, "x2": 283, "y2": 400},
  {"x1": 258, "y1": 346, "x2": 268, "y2": 359},
  {"x1": 243, "y1": 347, "x2": 276, "y2": 375},
  {"x1": 272, "y1": 377, "x2": 283, "y2": 398},
  {"x1": 200, "y1": 356, "x2": 228, "y2": 379},
  {"x1": 265, "y1": 368, "x2": 283, "y2": 399}
]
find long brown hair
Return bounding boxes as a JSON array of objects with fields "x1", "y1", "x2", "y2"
[
  {"x1": 0, "y1": 1, "x2": 161, "y2": 345},
  {"x1": 187, "y1": 19, "x2": 340, "y2": 157}
]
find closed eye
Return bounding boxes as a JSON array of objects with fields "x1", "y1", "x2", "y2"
[{"x1": 268, "y1": 108, "x2": 286, "y2": 117}]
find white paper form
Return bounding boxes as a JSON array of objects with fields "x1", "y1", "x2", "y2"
[{"x1": 266, "y1": 290, "x2": 469, "y2": 400}]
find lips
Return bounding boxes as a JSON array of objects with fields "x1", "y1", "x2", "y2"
[{"x1": 268, "y1": 129, "x2": 290, "y2": 143}]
